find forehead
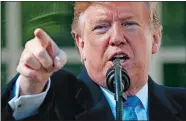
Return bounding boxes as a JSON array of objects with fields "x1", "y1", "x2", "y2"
[
  {"x1": 91, "y1": 2, "x2": 147, "y2": 11},
  {"x1": 82, "y1": 2, "x2": 149, "y2": 22}
]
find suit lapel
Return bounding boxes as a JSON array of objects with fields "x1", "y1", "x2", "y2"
[
  {"x1": 75, "y1": 67, "x2": 114, "y2": 120},
  {"x1": 148, "y1": 77, "x2": 182, "y2": 121},
  {"x1": 75, "y1": 94, "x2": 114, "y2": 120}
]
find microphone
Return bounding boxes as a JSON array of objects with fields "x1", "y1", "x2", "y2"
[
  {"x1": 106, "y1": 58, "x2": 130, "y2": 120},
  {"x1": 106, "y1": 58, "x2": 130, "y2": 94}
]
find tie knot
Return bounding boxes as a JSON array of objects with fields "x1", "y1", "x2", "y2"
[{"x1": 124, "y1": 96, "x2": 140, "y2": 108}]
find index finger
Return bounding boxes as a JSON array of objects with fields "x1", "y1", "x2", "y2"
[{"x1": 34, "y1": 28, "x2": 52, "y2": 49}]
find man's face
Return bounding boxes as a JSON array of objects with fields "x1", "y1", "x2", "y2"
[{"x1": 76, "y1": 2, "x2": 160, "y2": 94}]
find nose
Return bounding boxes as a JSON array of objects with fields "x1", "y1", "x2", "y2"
[{"x1": 109, "y1": 24, "x2": 126, "y2": 46}]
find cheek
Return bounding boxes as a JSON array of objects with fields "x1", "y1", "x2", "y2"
[
  {"x1": 85, "y1": 30, "x2": 109, "y2": 54},
  {"x1": 128, "y1": 29, "x2": 152, "y2": 55},
  {"x1": 83, "y1": 32, "x2": 112, "y2": 82},
  {"x1": 127, "y1": 29, "x2": 153, "y2": 71},
  {"x1": 84, "y1": 32, "x2": 109, "y2": 66}
]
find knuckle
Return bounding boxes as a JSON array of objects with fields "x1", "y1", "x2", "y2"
[
  {"x1": 35, "y1": 48, "x2": 46, "y2": 58},
  {"x1": 25, "y1": 40, "x2": 32, "y2": 49},
  {"x1": 21, "y1": 48, "x2": 32, "y2": 61},
  {"x1": 20, "y1": 50, "x2": 26, "y2": 61},
  {"x1": 24, "y1": 54, "x2": 32, "y2": 64},
  {"x1": 35, "y1": 49, "x2": 53, "y2": 68},
  {"x1": 35, "y1": 63, "x2": 41, "y2": 70},
  {"x1": 42, "y1": 59, "x2": 52, "y2": 68}
]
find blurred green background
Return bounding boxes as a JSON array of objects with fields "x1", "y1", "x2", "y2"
[{"x1": 1, "y1": 2, "x2": 186, "y2": 88}]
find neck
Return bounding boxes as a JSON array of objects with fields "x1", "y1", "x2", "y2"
[{"x1": 125, "y1": 81, "x2": 147, "y2": 96}]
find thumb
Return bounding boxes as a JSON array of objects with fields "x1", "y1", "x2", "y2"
[{"x1": 53, "y1": 49, "x2": 67, "y2": 72}]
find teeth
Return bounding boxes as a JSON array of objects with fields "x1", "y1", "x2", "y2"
[
  {"x1": 112, "y1": 54, "x2": 128, "y2": 61},
  {"x1": 114, "y1": 54, "x2": 126, "y2": 58}
]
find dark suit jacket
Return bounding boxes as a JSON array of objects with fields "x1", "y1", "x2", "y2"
[{"x1": 2, "y1": 67, "x2": 186, "y2": 121}]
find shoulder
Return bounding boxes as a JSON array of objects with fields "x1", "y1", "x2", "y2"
[
  {"x1": 160, "y1": 85, "x2": 186, "y2": 108},
  {"x1": 149, "y1": 78, "x2": 186, "y2": 101},
  {"x1": 162, "y1": 85, "x2": 186, "y2": 99},
  {"x1": 50, "y1": 68, "x2": 80, "y2": 86},
  {"x1": 50, "y1": 69, "x2": 84, "y2": 96},
  {"x1": 51, "y1": 69, "x2": 78, "y2": 83}
]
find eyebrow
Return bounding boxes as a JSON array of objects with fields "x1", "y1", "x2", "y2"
[
  {"x1": 92, "y1": 15, "x2": 135, "y2": 24},
  {"x1": 119, "y1": 16, "x2": 134, "y2": 21},
  {"x1": 92, "y1": 16, "x2": 111, "y2": 24}
]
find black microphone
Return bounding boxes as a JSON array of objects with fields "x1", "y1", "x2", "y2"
[
  {"x1": 106, "y1": 59, "x2": 130, "y2": 94},
  {"x1": 106, "y1": 58, "x2": 130, "y2": 120}
]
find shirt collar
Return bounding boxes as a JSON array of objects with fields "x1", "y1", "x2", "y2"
[
  {"x1": 101, "y1": 82, "x2": 148, "y2": 111},
  {"x1": 135, "y1": 82, "x2": 148, "y2": 111}
]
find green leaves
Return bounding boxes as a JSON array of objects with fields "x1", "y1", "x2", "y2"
[{"x1": 21, "y1": 2, "x2": 75, "y2": 47}]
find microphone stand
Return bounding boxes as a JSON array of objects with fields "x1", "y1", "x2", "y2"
[
  {"x1": 113, "y1": 58, "x2": 125, "y2": 120},
  {"x1": 106, "y1": 58, "x2": 130, "y2": 120}
]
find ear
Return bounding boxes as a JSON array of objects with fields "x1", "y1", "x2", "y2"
[
  {"x1": 152, "y1": 29, "x2": 161, "y2": 54},
  {"x1": 74, "y1": 33, "x2": 86, "y2": 60}
]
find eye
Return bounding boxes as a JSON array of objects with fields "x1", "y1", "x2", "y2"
[
  {"x1": 122, "y1": 21, "x2": 139, "y2": 28},
  {"x1": 93, "y1": 24, "x2": 110, "y2": 33}
]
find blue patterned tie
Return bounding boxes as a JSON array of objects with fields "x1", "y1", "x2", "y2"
[{"x1": 123, "y1": 96, "x2": 140, "y2": 120}]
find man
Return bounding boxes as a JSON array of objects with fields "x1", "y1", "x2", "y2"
[{"x1": 2, "y1": 2, "x2": 186, "y2": 121}]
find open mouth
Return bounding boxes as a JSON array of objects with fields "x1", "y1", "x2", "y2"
[{"x1": 109, "y1": 53, "x2": 130, "y2": 63}]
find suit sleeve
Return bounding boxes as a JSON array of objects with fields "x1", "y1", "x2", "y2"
[
  {"x1": 8, "y1": 76, "x2": 51, "y2": 120},
  {"x1": 1, "y1": 69, "x2": 78, "y2": 121},
  {"x1": 1, "y1": 74, "x2": 56, "y2": 121}
]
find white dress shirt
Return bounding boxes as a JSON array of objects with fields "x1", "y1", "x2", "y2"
[{"x1": 101, "y1": 83, "x2": 148, "y2": 120}]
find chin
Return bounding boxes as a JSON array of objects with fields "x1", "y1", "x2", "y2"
[{"x1": 125, "y1": 87, "x2": 138, "y2": 96}]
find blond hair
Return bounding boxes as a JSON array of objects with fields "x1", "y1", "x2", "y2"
[{"x1": 71, "y1": 2, "x2": 162, "y2": 38}]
